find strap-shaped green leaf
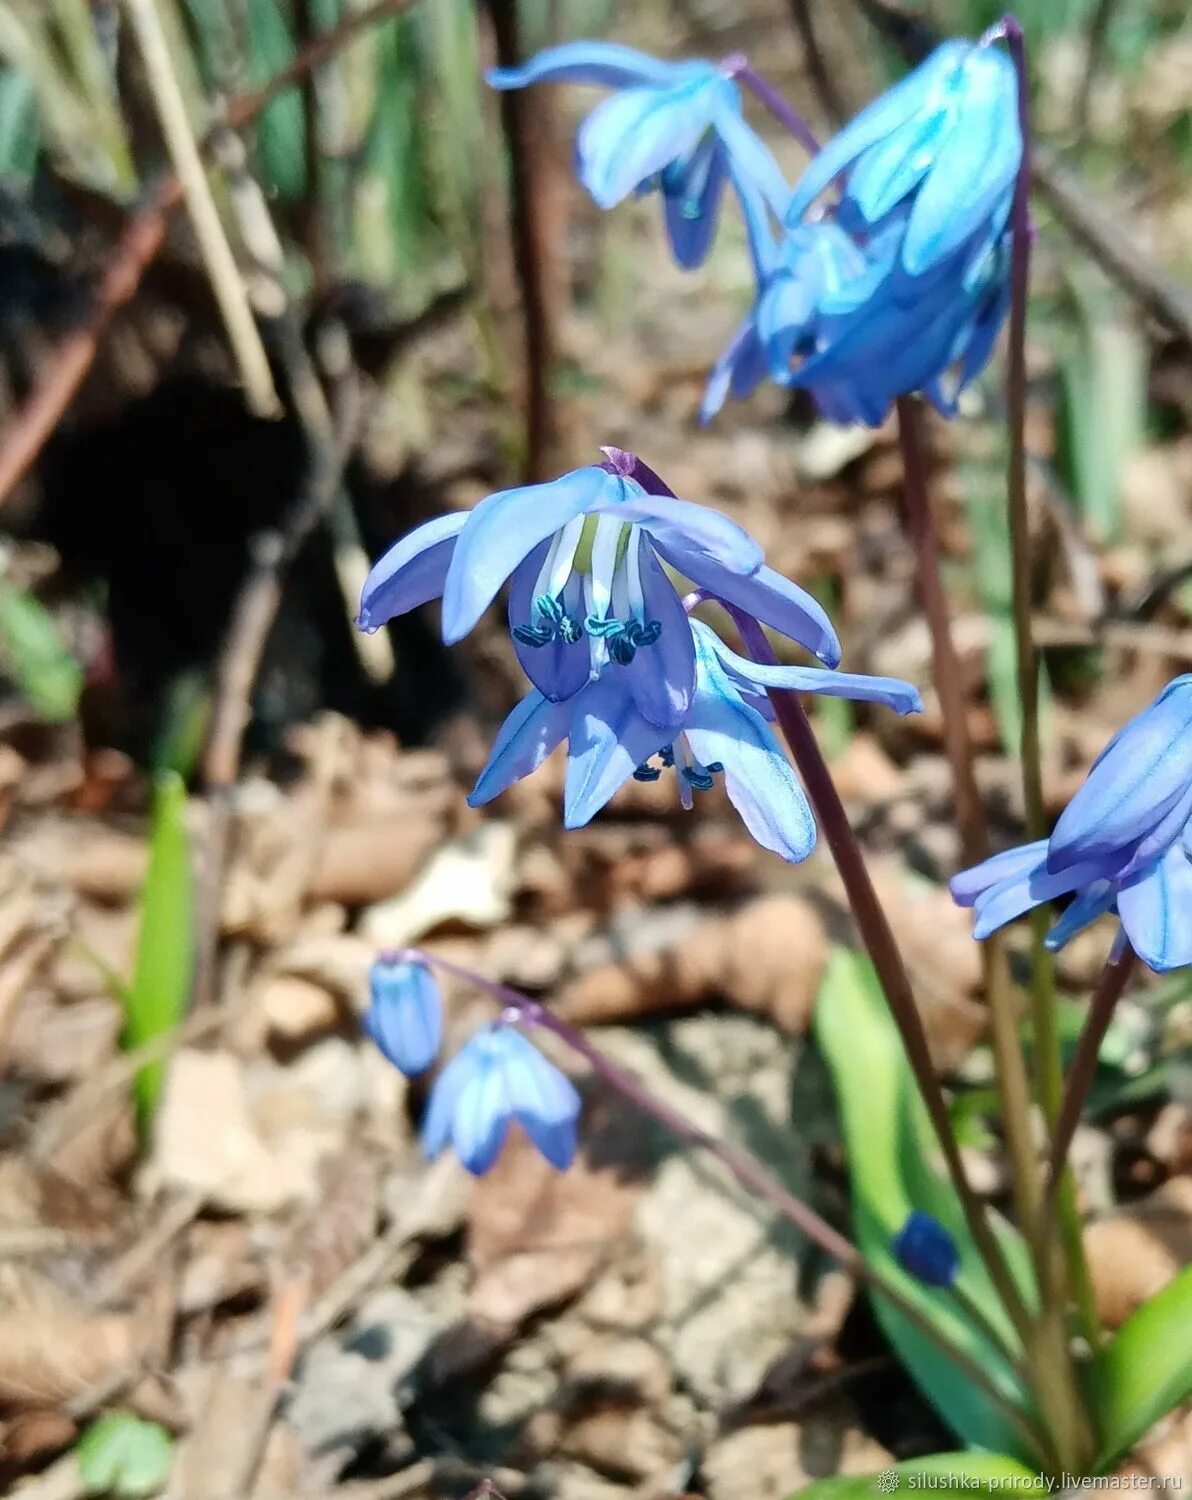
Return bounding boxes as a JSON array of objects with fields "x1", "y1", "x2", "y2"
[
  {"x1": 815, "y1": 948, "x2": 1037, "y2": 1457},
  {"x1": 783, "y1": 1451, "x2": 1043, "y2": 1500},
  {"x1": 1091, "y1": 1262, "x2": 1192, "y2": 1470}
]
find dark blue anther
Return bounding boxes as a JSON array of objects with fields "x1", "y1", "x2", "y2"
[
  {"x1": 633, "y1": 762, "x2": 662, "y2": 782},
  {"x1": 584, "y1": 614, "x2": 625, "y2": 639},
  {"x1": 681, "y1": 765, "x2": 717, "y2": 792},
  {"x1": 609, "y1": 633, "x2": 637, "y2": 666},
  {"x1": 534, "y1": 593, "x2": 564, "y2": 626},
  {"x1": 659, "y1": 745, "x2": 676, "y2": 768},
  {"x1": 515, "y1": 594, "x2": 583, "y2": 648},
  {"x1": 512, "y1": 623, "x2": 554, "y2": 648},
  {"x1": 628, "y1": 619, "x2": 662, "y2": 648},
  {"x1": 559, "y1": 615, "x2": 583, "y2": 645}
]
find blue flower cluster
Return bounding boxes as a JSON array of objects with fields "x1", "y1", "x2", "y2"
[
  {"x1": 359, "y1": 448, "x2": 920, "y2": 862},
  {"x1": 365, "y1": 957, "x2": 579, "y2": 1176},
  {"x1": 953, "y1": 677, "x2": 1192, "y2": 973},
  {"x1": 491, "y1": 33, "x2": 1021, "y2": 427}
]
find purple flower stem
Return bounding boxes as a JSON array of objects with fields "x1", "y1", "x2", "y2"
[
  {"x1": 725, "y1": 57, "x2": 822, "y2": 156},
  {"x1": 1002, "y1": 13, "x2": 1101, "y2": 1365},
  {"x1": 723, "y1": 605, "x2": 1034, "y2": 1342},
  {"x1": 404, "y1": 947, "x2": 1042, "y2": 1452},
  {"x1": 1044, "y1": 942, "x2": 1137, "y2": 1209}
]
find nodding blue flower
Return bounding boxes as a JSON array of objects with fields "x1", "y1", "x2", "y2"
[
  {"x1": 488, "y1": 42, "x2": 790, "y2": 269},
  {"x1": 422, "y1": 1024, "x2": 580, "y2": 1175},
  {"x1": 893, "y1": 1210, "x2": 960, "y2": 1288},
  {"x1": 358, "y1": 451, "x2": 842, "y2": 740},
  {"x1": 785, "y1": 35, "x2": 1022, "y2": 282},
  {"x1": 952, "y1": 677, "x2": 1192, "y2": 973},
  {"x1": 469, "y1": 618, "x2": 921, "y2": 864},
  {"x1": 364, "y1": 955, "x2": 442, "y2": 1076}
]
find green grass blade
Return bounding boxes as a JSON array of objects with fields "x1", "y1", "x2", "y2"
[
  {"x1": 815, "y1": 948, "x2": 1037, "y2": 1457},
  {"x1": 0, "y1": 65, "x2": 39, "y2": 180},
  {"x1": 126, "y1": 773, "x2": 194, "y2": 1127},
  {"x1": 782, "y1": 1452, "x2": 1042, "y2": 1500},
  {"x1": 245, "y1": 0, "x2": 307, "y2": 202},
  {"x1": 1091, "y1": 1263, "x2": 1192, "y2": 1470},
  {"x1": 0, "y1": 581, "x2": 83, "y2": 721}
]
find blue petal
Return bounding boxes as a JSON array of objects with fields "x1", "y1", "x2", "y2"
[
  {"x1": 501, "y1": 1030, "x2": 581, "y2": 1170},
  {"x1": 508, "y1": 544, "x2": 590, "y2": 702},
  {"x1": 659, "y1": 550, "x2": 841, "y2": 667},
  {"x1": 601, "y1": 490, "x2": 764, "y2": 576},
  {"x1": 1048, "y1": 680, "x2": 1192, "y2": 873},
  {"x1": 1044, "y1": 881, "x2": 1117, "y2": 952},
  {"x1": 846, "y1": 110, "x2": 949, "y2": 227},
  {"x1": 452, "y1": 1035, "x2": 514, "y2": 1174},
  {"x1": 564, "y1": 677, "x2": 669, "y2": 827},
  {"x1": 357, "y1": 513, "x2": 466, "y2": 632},
  {"x1": 442, "y1": 466, "x2": 615, "y2": 643},
  {"x1": 577, "y1": 76, "x2": 719, "y2": 209},
  {"x1": 1115, "y1": 780, "x2": 1192, "y2": 882},
  {"x1": 700, "y1": 317, "x2": 769, "y2": 422},
  {"x1": 950, "y1": 840, "x2": 1049, "y2": 908},
  {"x1": 684, "y1": 633, "x2": 816, "y2": 862},
  {"x1": 971, "y1": 856, "x2": 1111, "y2": 940},
  {"x1": 365, "y1": 958, "x2": 442, "y2": 1076},
  {"x1": 757, "y1": 264, "x2": 818, "y2": 380},
  {"x1": 469, "y1": 690, "x2": 572, "y2": 807},
  {"x1": 903, "y1": 49, "x2": 1021, "y2": 276},
  {"x1": 620, "y1": 536, "x2": 695, "y2": 730},
  {"x1": 422, "y1": 1045, "x2": 477, "y2": 1160},
  {"x1": 1118, "y1": 843, "x2": 1192, "y2": 972},
  {"x1": 711, "y1": 91, "x2": 791, "y2": 217},
  {"x1": 487, "y1": 41, "x2": 678, "y2": 91},
  {"x1": 663, "y1": 134, "x2": 727, "y2": 270},
  {"x1": 784, "y1": 41, "x2": 971, "y2": 226},
  {"x1": 703, "y1": 631, "x2": 920, "y2": 714}
]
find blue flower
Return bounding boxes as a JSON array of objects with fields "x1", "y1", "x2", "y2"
[
  {"x1": 358, "y1": 454, "x2": 842, "y2": 740},
  {"x1": 488, "y1": 42, "x2": 789, "y2": 269},
  {"x1": 469, "y1": 618, "x2": 921, "y2": 863},
  {"x1": 893, "y1": 1210, "x2": 960, "y2": 1288},
  {"x1": 785, "y1": 36, "x2": 1021, "y2": 281},
  {"x1": 422, "y1": 1024, "x2": 580, "y2": 1175},
  {"x1": 952, "y1": 677, "x2": 1192, "y2": 973},
  {"x1": 364, "y1": 956, "x2": 442, "y2": 1076}
]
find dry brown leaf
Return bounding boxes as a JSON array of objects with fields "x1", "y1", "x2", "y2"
[
  {"x1": 468, "y1": 1129, "x2": 641, "y2": 1331},
  {"x1": 555, "y1": 895, "x2": 827, "y2": 1035},
  {"x1": 0, "y1": 1267, "x2": 142, "y2": 1405},
  {"x1": 1085, "y1": 1176, "x2": 1192, "y2": 1328}
]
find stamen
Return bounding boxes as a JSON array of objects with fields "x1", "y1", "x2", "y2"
[
  {"x1": 628, "y1": 619, "x2": 662, "y2": 648},
  {"x1": 512, "y1": 623, "x2": 553, "y2": 648},
  {"x1": 633, "y1": 762, "x2": 662, "y2": 782},
  {"x1": 559, "y1": 616, "x2": 583, "y2": 645},
  {"x1": 659, "y1": 745, "x2": 675, "y2": 767},
  {"x1": 682, "y1": 765, "x2": 717, "y2": 792}
]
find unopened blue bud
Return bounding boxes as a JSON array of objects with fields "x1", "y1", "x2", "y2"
[
  {"x1": 893, "y1": 1210, "x2": 960, "y2": 1288},
  {"x1": 364, "y1": 956, "x2": 442, "y2": 1077}
]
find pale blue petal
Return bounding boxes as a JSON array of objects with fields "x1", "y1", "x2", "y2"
[
  {"x1": 508, "y1": 544, "x2": 590, "y2": 702},
  {"x1": 357, "y1": 513, "x2": 467, "y2": 632},
  {"x1": 620, "y1": 535, "x2": 695, "y2": 729},
  {"x1": 971, "y1": 856, "x2": 1112, "y2": 940},
  {"x1": 1044, "y1": 881, "x2": 1117, "y2": 952},
  {"x1": 365, "y1": 958, "x2": 441, "y2": 1076},
  {"x1": 685, "y1": 636, "x2": 816, "y2": 862},
  {"x1": 469, "y1": 690, "x2": 572, "y2": 807},
  {"x1": 1048, "y1": 680, "x2": 1192, "y2": 873},
  {"x1": 703, "y1": 630, "x2": 920, "y2": 713},
  {"x1": 757, "y1": 266, "x2": 818, "y2": 380},
  {"x1": 660, "y1": 550, "x2": 841, "y2": 667},
  {"x1": 951, "y1": 840, "x2": 1048, "y2": 908},
  {"x1": 700, "y1": 318, "x2": 769, "y2": 422},
  {"x1": 1118, "y1": 843, "x2": 1192, "y2": 973},
  {"x1": 453, "y1": 1040, "x2": 513, "y2": 1174},
  {"x1": 846, "y1": 110, "x2": 948, "y2": 226},
  {"x1": 422, "y1": 1046, "x2": 476, "y2": 1160},
  {"x1": 784, "y1": 41, "x2": 971, "y2": 226},
  {"x1": 712, "y1": 92, "x2": 791, "y2": 216},
  {"x1": 578, "y1": 78, "x2": 718, "y2": 209},
  {"x1": 903, "y1": 50, "x2": 1021, "y2": 275},
  {"x1": 501, "y1": 1030, "x2": 581, "y2": 1170},
  {"x1": 1115, "y1": 780, "x2": 1192, "y2": 882},
  {"x1": 564, "y1": 677, "x2": 669, "y2": 828},
  {"x1": 442, "y1": 466, "x2": 615, "y2": 642},
  {"x1": 600, "y1": 490, "x2": 763, "y2": 576},
  {"x1": 487, "y1": 41, "x2": 677, "y2": 91}
]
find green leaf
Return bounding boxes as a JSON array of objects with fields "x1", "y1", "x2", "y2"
[
  {"x1": 77, "y1": 1412, "x2": 173, "y2": 1498},
  {"x1": 1091, "y1": 1263, "x2": 1192, "y2": 1469},
  {"x1": 0, "y1": 582, "x2": 82, "y2": 721},
  {"x1": 126, "y1": 773, "x2": 193, "y2": 1127},
  {"x1": 246, "y1": 0, "x2": 306, "y2": 202},
  {"x1": 0, "y1": 66, "x2": 39, "y2": 180},
  {"x1": 815, "y1": 949, "x2": 1037, "y2": 1457},
  {"x1": 783, "y1": 1451, "x2": 1043, "y2": 1500}
]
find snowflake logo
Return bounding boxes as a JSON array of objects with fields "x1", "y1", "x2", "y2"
[{"x1": 875, "y1": 1471, "x2": 901, "y2": 1494}]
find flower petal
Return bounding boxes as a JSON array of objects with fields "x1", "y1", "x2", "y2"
[
  {"x1": 711, "y1": 91, "x2": 791, "y2": 216},
  {"x1": 469, "y1": 690, "x2": 572, "y2": 807},
  {"x1": 422, "y1": 1045, "x2": 476, "y2": 1160},
  {"x1": 364, "y1": 958, "x2": 442, "y2": 1077},
  {"x1": 1118, "y1": 843, "x2": 1192, "y2": 973},
  {"x1": 599, "y1": 491, "x2": 763, "y2": 576},
  {"x1": 502, "y1": 1030, "x2": 581, "y2": 1170},
  {"x1": 700, "y1": 317, "x2": 769, "y2": 422},
  {"x1": 1048, "y1": 678, "x2": 1192, "y2": 873},
  {"x1": 357, "y1": 513, "x2": 467, "y2": 632},
  {"x1": 577, "y1": 77, "x2": 717, "y2": 209},
  {"x1": 564, "y1": 677, "x2": 669, "y2": 828},
  {"x1": 663, "y1": 134, "x2": 727, "y2": 270},
  {"x1": 487, "y1": 41, "x2": 677, "y2": 91},
  {"x1": 702, "y1": 630, "x2": 920, "y2": 714},
  {"x1": 442, "y1": 466, "x2": 615, "y2": 642},
  {"x1": 1044, "y1": 881, "x2": 1117, "y2": 952},
  {"x1": 661, "y1": 549, "x2": 841, "y2": 666},
  {"x1": 684, "y1": 634, "x2": 816, "y2": 862},
  {"x1": 452, "y1": 1044, "x2": 513, "y2": 1175},
  {"x1": 950, "y1": 840, "x2": 1048, "y2": 908},
  {"x1": 971, "y1": 856, "x2": 1110, "y2": 940},
  {"x1": 508, "y1": 544, "x2": 591, "y2": 702},
  {"x1": 620, "y1": 535, "x2": 695, "y2": 729}
]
